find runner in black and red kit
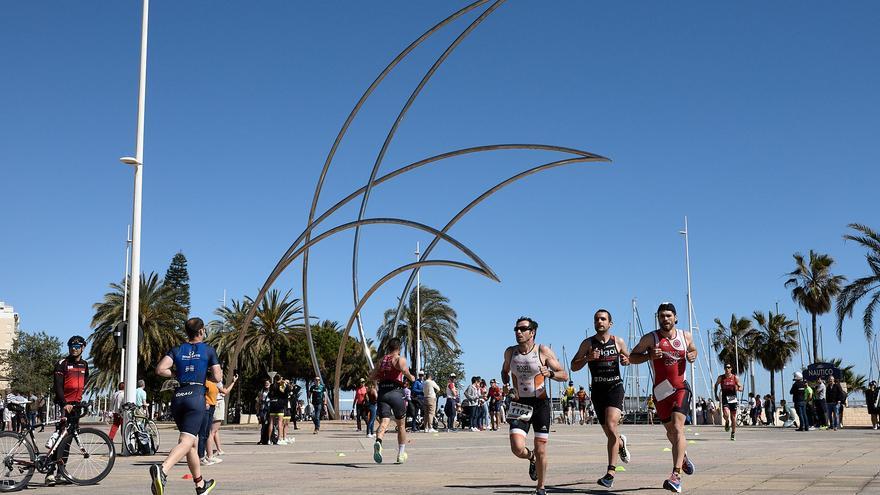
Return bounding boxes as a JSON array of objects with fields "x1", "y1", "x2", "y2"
[
  {"x1": 370, "y1": 338, "x2": 415, "y2": 465},
  {"x1": 714, "y1": 363, "x2": 743, "y2": 441},
  {"x1": 571, "y1": 309, "x2": 631, "y2": 489},
  {"x1": 47, "y1": 335, "x2": 89, "y2": 485},
  {"x1": 630, "y1": 303, "x2": 697, "y2": 493}
]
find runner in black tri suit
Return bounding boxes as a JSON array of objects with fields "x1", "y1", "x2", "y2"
[
  {"x1": 713, "y1": 363, "x2": 742, "y2": 440},
  {"x1": 370, "y1": 338, "x2": 415, "y2": 465},
  {"x1": 150, "y1": 317, "x2": 221, "y2": 495},
  {"x1": 571, "y1": 309, "x2": 631, "y2": 489}
]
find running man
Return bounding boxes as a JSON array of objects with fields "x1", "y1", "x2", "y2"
[
  {"x1": 571, "y1": 309, "x2": 631, "y2": 488},
  {"x1": 151, "y1": 317, "x2": 221, "y2": 495},
  {"x1": 562, "y1": 381, "x2": 576, "y2": 425},
  {"x1": 576, "y1": 386, "x2": 589, "y2": 425},
  {"x1": 370, "y1": 338, "x2": 416, "y2": 464},
  {"x1": 501, "y1": 316, "x2": 569, "y2": 495},
  {"x1": 713, "y1": 363, "x2": 743, "y2": 440},
  {"x1": 629, "y1": 303, "x2": 697, "y2": 493}
]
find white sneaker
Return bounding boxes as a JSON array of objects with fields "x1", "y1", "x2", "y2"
[
  {"x1": 200, "y1": 457, "x2": 215, "y2": 466},
  {"x1": 427, "y1": 428, "x2": 438, "y2": 433},
  {"x1": 209, "y1": 456, "x2": 223, "y2": 464},
  {"x1": 278, "y1": 439, "x2": 288, "y2": 445},
  {"x1": 470, "y1": 427, "x2": 478, "y2": 432}
]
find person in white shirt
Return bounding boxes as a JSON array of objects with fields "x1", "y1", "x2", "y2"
[
  {"x1": 422, "y1": 373, "x2": 441, "y2": 432},
  {"x1": 109, "y1": 382, "x2": 125, "y2": 440}
]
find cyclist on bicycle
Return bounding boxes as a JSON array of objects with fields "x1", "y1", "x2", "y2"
[
  {"x1": 151, "y1": 317, "x2": 220, "y2": 495},
  {"x1": 46, "y1": 335, "x2": 89, "y2": 485}
]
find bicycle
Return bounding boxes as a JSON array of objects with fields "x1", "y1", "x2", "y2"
[
  {"x1": 121, "y1": 403, "x2": 159, "y2": 456},
  {"x1": 0, "y1": 403, "x2": 115, "y2": 491}
]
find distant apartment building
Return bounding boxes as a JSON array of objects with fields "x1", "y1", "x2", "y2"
[{"x1": 0, "y1": 301, "x2": 20, "y2": 390}]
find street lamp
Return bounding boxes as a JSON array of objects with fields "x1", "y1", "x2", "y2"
[{"x1": 121, "y1": 0, "x2": 149, "y2": 406}]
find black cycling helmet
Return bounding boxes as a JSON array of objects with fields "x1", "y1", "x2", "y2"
[{"x1": 67, "y1": 335, "x2": 87, "y2": 347}]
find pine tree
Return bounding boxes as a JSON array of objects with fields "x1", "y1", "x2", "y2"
[{"x1": 164, "y1": 252, "x2": 191, "y2": 316}]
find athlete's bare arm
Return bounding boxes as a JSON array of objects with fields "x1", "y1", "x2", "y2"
[
  {"x1": 684, "y1": 331, "x2": 698, "y2": 363},
  {"x1": 628, "y1": 333, "x2": 658, "y2": 365},
  {"x1": 155, "y1": 355, "x2": 174, "y2": 379},
  {"x1": 500, "y1": 346, "x2": 513, "y2": 385},
  {"x1": 396, "y1": 355, "x2": 416, "y2": 383},
  {"x1": 570, "y1": 339, "x2": 594, "y2": 372},
  {"x1": 616, "y1": 336, "x2": 631, "y2": 366},
  {"x1": 714, "y1": 376, "x2": 722, "y2": 400},
  {"x1": 540, "y1": 345, "x2": 569, "y2": 382},
  {"x1": 736, "y1": 376, "x2": 744, "y2": 392}
]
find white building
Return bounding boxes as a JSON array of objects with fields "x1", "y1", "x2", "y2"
[{"x1": 0, "y1": 301, "x2": 20, "y2": 390}]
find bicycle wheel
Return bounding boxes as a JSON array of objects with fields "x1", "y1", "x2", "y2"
[
  {"x1": 57, "y1": 427, "x2": 115, "y2": 485},
  {"x1": 0, "y1": 432, "x2": 35, "y2": 492},
  {"x1": 122, "y1": 422, "x2": 138, "y2": 456},
  {"x1": 146, "y1": 421, "x2": 160, "y2": 454}
]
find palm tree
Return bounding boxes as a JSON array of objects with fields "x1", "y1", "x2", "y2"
[
  {"x1": 836, "y1": 223, "x2": 880, "y2": 341},
  {"x1": 89, "y1": 272, "x2": 186, "y2": 389},
  {"x1": 208, "y1": 297, "x2": 256, "y2": 374},
  {"x1": 253, "y1": 289, "x2": 303, "y2": 372},
  {"x1": 785, "y1": 250, "x2": 846, "y2": 363},
  {"x1": 752, "y1": 310, "x2": 799, "y2": 398},
  {"x1": 711, "y1": 314, "x2": 759, "y2": 375},
  {"x1": 376, "y1": 285, "x2": 459, "y2": 370}
]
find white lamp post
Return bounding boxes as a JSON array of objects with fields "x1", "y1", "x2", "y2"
[{"x1": 121, "y1": 0, "x2": 149, "y2": 405}]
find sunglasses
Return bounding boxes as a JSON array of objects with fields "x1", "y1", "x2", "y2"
[
  {"x1": 725, "y1": 366, "x2": 732, "y2": 369},
  {"x1": 513, "y1": 326, "x2": 532, "y2": 333},
  {"x1": 70, "y1": 344, "x2": 84, "y2": 350}
]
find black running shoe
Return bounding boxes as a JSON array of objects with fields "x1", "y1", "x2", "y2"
[
  {"x1": 195, "y1": 478, "x2": 216, "y2": 494},
  {"x1": 597, "y1": 473, "x2": 614, "y2": 488},
  {"x1": 149, "y1": 464, "x2": 166, "y2": 495},
  {"x1": 535, "y1": 489, "x2": 547, "y2": 495},
  {"x1": 529, "y1": 457, "x2": 538, "y2": 481}
]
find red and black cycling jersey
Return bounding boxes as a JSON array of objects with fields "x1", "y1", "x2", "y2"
[{"x1": 54, "y1": 356, "x2": 89, "y2": 405}]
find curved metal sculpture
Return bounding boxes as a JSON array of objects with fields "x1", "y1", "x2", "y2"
[{"x1": 227, "y1": 1, "x2": 612, "y2": 419}]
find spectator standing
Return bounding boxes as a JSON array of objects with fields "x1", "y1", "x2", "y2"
[
  {"x1": 813, "y1": 377, "x2": 828, "y2": 428},
  {"x1": 804, "y1": 382, "x2": 816, "y2": 428},
  {"x1": 764, "y1": 394, "x2": 775, "y2": 426},
  {"x1": 136, "y1": 379, "x2": 148, "y2": 411},
  {"x1": 464, "y1": 377, "x2": 481, "y2": 431},
  {"x1": 422, "y1": 373, "x2": 441, "y2": 432},
  {"x1": 208, "y1": 373, "x2": 238, "y2": 457},
  {"x1": 479, "y1": 378, "x2": 490, "y2": 430},
  {"x1": 109, "y1": 382, "x2": 125, "y2": 440},
  {"x1": 256, "y1": 379, "x2": 271, "y2": 445},
  {"x1": 790, "y1": 372, "x2": 810, "y2": 432},
  {"x1": 410, "y1": 372, "x2": 424, "y2": 432},
  {"x1": 866, "y1": 381, "x2": 879, "y2": 429},
  {"x1": 707, "y1": 398, "x2": 717, "y2": 425},
  {"x1": 646, "y1": 395, "x2": 655, "y2": 425},
  {"x1": 366, "y1": 381, "x2": 378, "y2": 437},
  {"x1": 268, "y1": 375, "x2": 287, "y2": 443},
  {"x1": 826, "y1": 376, "x2": 845, "y2": 431},
  {"x1": 444, "y1": 374, "x2": 458, "y2": 432},
  {"x1": 199, "y1": 380, "x2": 220, "y2": 464},
  {"x1": 488, "y1": 379, "x2": 503, "y2": 431}
]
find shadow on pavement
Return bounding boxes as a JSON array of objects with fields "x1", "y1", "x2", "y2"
[
  {"x1": 444, "y1": 482, "x2": 652, "y2": 494},
  {"x1": 291, "y1": 461, "x2": 374, "y2": 469}
]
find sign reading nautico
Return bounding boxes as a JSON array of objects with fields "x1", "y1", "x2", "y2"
[{"x1": 803, "y1": 362, "x2": 841, "y2": 381}]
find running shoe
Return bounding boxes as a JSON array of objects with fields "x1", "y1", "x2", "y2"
[
  {"x1": 663, "y1": 472, "x2": 682, "y2": 493},
  {"x1": 724, "y1": 422, "x2": 730, "y2": 432},
  {"x1": 373, "y1": 440, "x2": 383, "y2": 464},
  {"x1": 149, "y1": 464, "x2": 166, "y2": 495},
  {"x1": 682, "y1": 455, "x2": 695, "y2": 475},
  {"x1": 597, "y1": 473, "x2": 614, "y2": 488},
  {"x1": 534, "y1": 489, "x2": 546, "y2": 495},
  {"x1": 619, "y1": 434, "x2": 630, "y2": 464},
  {"x1": 529, "y1": 456, "x2": 538, "y2": 481},
  {"x1": 730, "y1": 432, "x2": 735, "y2": 441},
  {"x1": 45, "y1": 473, "x2": 56, "y2": 487},
  {"x1": 195, "y1": 478, "x2": 216, "y2": 495},
  {"x1": 395, "y1": 452, "x2": 408, "y2": 464}
]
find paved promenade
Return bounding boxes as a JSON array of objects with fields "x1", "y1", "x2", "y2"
[{"x1": 30, "y1": 421, "x2": 880, "y2": 494}]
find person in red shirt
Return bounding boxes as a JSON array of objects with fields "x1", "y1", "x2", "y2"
[
  {"x1": 630, "y1": 303, "x2": 697, "y2": 493},
  {"x1": 354, "y1": 378, "x2": 368, "y2": 432},
  {"x1": 488, "y1": 379, "x2": 503, "y2": 430},
  {"x1": 47, "y1": 335, "x2": 89, "y2": 486}
]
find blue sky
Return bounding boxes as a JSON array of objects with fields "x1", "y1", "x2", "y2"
[{"x1": 2, "y1": 1, "x2": 879, "y2": 400}]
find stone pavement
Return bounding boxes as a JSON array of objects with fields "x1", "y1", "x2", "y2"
[{"x1": 24, "y1": 421, "x2": 880, "y2": 494}]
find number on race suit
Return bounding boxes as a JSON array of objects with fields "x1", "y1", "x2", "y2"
[
  {"x1": 653, "y1": 379, "x2": 676, "y2": 402},
  {"x1": 506, "y1": 401, "x2": 534, "y2": 422},
  {"x1": 726, "y1": 395, "x2": 738, "y2": 404}
]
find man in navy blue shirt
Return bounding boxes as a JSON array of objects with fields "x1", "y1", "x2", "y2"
[
  {"x1": 409, "y1": 371, "x2": 425, "y2": 432},
  {"x1": 150, "y1": 317, "x2": 221, "y2": 495}
]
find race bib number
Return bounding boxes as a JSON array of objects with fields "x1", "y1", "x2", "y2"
[
  {"x1": 507, "y1": 402, "x2": 534, "y2": 422},
  {"x1": 725, "y1": 394, "x2": 738, "y2": 404},
  {"x1": 653, "y1": 379, "x2": 676, "y2": 402}
]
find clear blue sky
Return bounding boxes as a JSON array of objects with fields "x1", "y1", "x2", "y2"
[{"x1": 2, "y1": 1, "x2": 879, "y2": 400}]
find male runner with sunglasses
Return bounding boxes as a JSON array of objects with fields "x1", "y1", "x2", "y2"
[
  {"x1": 501, "y1": 316, "x2": 568, "y2": 495},
  {"x1": 714, "y1": 363, "x2": 743, "y2": 441}
]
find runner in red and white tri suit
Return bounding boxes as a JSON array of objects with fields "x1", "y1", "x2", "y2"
[{"x1": 630, "y1": 303, "x2": 697, "y2": 493}]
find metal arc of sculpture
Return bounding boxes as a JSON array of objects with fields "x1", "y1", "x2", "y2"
[
  {"x1": 227, "y1": 0, "x2": 613, "y2": 419},
  {"x1": 297, "y1": 0, "x2": 494, "y2": 401}
]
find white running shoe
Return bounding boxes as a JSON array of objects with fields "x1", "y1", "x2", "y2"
[{"x1": 619, "y1": 434, "x2": 631, "y2": 464}]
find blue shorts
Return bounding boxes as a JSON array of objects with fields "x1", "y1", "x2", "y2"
[{"x1": 172, "y1": 384, "x2": 206, "y2": 437}]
